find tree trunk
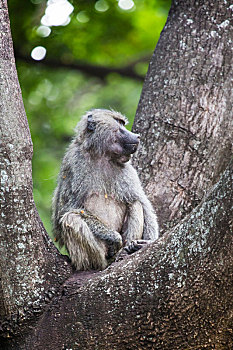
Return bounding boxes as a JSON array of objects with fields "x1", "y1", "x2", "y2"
[
  {"x1": 0, "y1": 0, "x2": 72, "y2": 340},
  {"x1": 0, "y1": 0, "x2": 232, "y2": 349},
  {"x1": 133, "y1": 0, "x2": 233, "y2": 232}
]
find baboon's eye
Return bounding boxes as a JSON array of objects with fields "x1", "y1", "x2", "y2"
[
  {"x1": 87, "y1": 114, "x2": 96, "y2": 132},
  {"x1": 115, "y1": 118, "x2": 125, "y2": 126}
]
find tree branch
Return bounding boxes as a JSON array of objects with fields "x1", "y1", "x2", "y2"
[{"x1": 15, "y1": 51, "x2": 145, "y2": 81}]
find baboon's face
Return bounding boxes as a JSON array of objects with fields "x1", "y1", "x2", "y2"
[{"x1": 81, "y1": 111, "x2": 140, "y2": 164}]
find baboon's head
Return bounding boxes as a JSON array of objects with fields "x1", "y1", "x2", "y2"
[{"x1": 75, "y1": 109, "x2": 140, "y2": 164}]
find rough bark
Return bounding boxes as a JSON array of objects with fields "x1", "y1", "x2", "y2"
[
  {"x1": 133, "y1": 0, "x2": 233, "y2": 232},
  {"x1": 0, "y1": 0, "x2": 72, "y2": 339},
  {"x1": 0, "y1": 0, "x2": 232, "y2": 349},
  {"x1": 9, "y1": 160, "x2": 233, "y2": 349}
]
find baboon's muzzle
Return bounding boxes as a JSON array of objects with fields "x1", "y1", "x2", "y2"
[
  {"x1": 121, "y1": 130, "x2": 140, "y2": 155},
  {"x1": 124, "y1": 141, "x2": 139, "y2": 154}
]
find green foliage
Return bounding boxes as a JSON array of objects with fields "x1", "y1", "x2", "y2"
[{"x1": 8, "y1": 0, "x2": 171, "y2": 239}]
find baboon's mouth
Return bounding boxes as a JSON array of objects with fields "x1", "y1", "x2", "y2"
[{"x1": 119, "y1": 155, "x2": 131, "y2": 163}]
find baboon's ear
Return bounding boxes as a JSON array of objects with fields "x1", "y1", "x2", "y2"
[{"x1": 87, "y1": 114, "x2": 96, "y2": 132}]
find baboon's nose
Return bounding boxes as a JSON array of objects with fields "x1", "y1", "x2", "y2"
[{"x1": 132, "y1": 133, "x2": 140, "y2": 146}]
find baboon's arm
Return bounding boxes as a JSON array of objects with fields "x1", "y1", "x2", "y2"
[
  {"x1": 122, "y1": 201, "x2": 144, "y2": 244},
  {"x1": 140, "y1": 196, "x2": 159, "y2": 240},
  {"x1": 118, "y1": 196, "x2": 159, "y2": 256}
]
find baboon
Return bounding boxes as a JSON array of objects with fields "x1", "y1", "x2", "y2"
[{"x1": 52, "y1": 109, "x2": 159, "y2": 270}]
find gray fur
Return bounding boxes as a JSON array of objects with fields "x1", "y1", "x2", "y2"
[{"x1": 52, "y1": 109, "x2": 159, "y2": 270}]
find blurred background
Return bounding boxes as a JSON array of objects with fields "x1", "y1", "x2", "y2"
[{"x1": 8, "y1": 0, "x2": 171, "y2": 239}]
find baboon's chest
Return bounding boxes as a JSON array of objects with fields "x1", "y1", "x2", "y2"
[{"x1": 84, "y1": 193, "x2": 127, "y2": 232}]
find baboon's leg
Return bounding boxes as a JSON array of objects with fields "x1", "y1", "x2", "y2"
[{"x1": 61, "y1": 211, "x2": 107, "y2": 270}]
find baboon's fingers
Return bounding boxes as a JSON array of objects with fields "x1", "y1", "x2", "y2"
[{"x1": 124, "y1": 239, "x2": 152, "y2": 254}]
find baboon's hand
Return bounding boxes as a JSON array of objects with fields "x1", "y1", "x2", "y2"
[
  {"x1": 114, "y1": 248, "x2": 128, "y2": 262},
  {"x1": 107, "y1": 234, "x2": 123, "y2": 259},
  {"x1": 124, "y1": 239, "x2": 152, "y2": 254}
]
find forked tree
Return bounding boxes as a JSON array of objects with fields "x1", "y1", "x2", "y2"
[{"x1": 0, "y1": 0, "x2": 232, "y2": 349}]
